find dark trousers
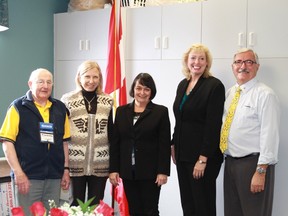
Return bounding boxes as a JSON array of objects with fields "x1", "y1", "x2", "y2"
[
  {"x1": 176, "y1": 161, "x2": 222, "y2": 216},
  {"x1": 71, "y1": 175, "x2": 107, "y2": 206},
  {"x1": 224, "y1": 155, "x2": 275, "y2": 216},
  {"x1": 123, "y1": 178, "x2": 161, "y2": 216}
]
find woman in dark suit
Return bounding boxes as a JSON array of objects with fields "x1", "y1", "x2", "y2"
[
  {"x1": 109, "y1": 73, "x2": 171, "y2": 216},
  {"x1": 171, "y1": 44, "x2": 225, "y2": 216}
]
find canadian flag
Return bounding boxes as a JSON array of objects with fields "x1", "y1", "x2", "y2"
[
  {"x1": 105, "y1": 0, "x2": 127, "y2": 108},
  {"x1": 105, "y1": 1, "x2": 129, "y2": 216}
]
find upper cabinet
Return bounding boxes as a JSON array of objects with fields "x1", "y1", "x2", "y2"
[
  {"x1": 54, "y1": 8, "x2": 111, "y2": 61},
  {"x1": 125, "y1": 2, "x2": 202, "y2": 60},
  {"x1": 247, "y1": 0, "x2": 288, "y2": 58},
  {"x1": 201, "y1": 0, "x2": 246, "y2": 59},
  {"x1": 202, "y1": 0, "x2": 288, "y2": 58}
]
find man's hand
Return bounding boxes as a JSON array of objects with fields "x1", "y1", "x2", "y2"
[
  {"x1": 251, "y1": 172, "x2": 266, "y2": 193},
  {"x1": 15, "y1": 172, "x2": 30, "y2": 194},
  {"x1": 61, "y1": 170, "x2": 70, "y2": 190}
]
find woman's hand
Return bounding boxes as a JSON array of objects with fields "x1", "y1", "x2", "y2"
[
  {"x1": 193, "y1": 156, "x2": 207, "y2": 179},
  {"x1": 155, "y1": 174, "x2": 168, "y2": 187},
  {"x1": 193, "y1": 161, "x2": 206, "y2": 179},
  {"x1": 171, "y1": 145, "x2": 176, "y2": 165},
  {"x1": 109, "y1": 172, "x2": 120, "y2": 186}
]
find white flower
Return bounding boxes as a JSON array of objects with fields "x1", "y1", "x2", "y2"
[{"x1": 48, "y1": 200, "x2": 103, "y2": 216}]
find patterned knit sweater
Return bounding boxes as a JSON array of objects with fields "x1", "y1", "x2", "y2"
[{"x1": 61, "y1": 90, "x2": 113, "y2": 177}]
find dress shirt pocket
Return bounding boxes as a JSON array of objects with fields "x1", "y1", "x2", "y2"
[{"x1": 237, "y1": 103, "x2": 258, "y2": 126}]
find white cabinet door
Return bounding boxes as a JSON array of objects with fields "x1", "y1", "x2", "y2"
[
  {"x1": 202, "y1": 0, "x2": 288, "y2": 58},
  {"x1": 161, "y1": 2, "x2": 201, "y2": 60},
  {"x1": 54, "y1": 8, "x2": 111, "y2": 61},
  {"x1": 54, "y1": 12, "x2": 87, "y2": 61},
  {"x1": 85, "y1": 9, "x2": 111, "y2": 60},
  {"x1": 125, "y1": 6, "x2": 162, "y2": 60},
  {"x1": 247, "y1": 0, "x2": 288, "y2": 58},
  {"x1": 202, "y1": 0, "x2": 247, "y2": 58},
  {"x1": 125, "y1": 2, "x2": 202, "y2": 60}
]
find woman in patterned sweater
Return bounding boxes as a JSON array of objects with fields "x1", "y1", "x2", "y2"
[{"x1": 61, "y1": 60, "x2": 113, "y2": 206}]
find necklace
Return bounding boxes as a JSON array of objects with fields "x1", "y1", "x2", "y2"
[{"x1": 83, "y1": 96, "x2": 96, "y2": 111}]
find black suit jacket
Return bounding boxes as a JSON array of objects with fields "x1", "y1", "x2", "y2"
[
  {"x1": 110, "y1": 101, "x2": 171, "y2": 180},
  {"x1": 172, "y1": 76, "x2": 225, "y2": 164}
]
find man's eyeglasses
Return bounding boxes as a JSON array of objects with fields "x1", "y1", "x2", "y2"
[{"x1": 233, "y1": 60, "x2": 257, "y2": 66}]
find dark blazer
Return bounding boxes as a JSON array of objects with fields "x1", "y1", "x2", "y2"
[
  {"x1": 110, "y1": 101, "x2": 171, "y2": 180},
  {"x1": 172, "y1": 76, "x2": 225, "y2": 164}
]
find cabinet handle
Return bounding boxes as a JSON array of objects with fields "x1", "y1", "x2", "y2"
[
  {"x1": 248, "y1": 32, "x2": 255, "y2": 47},
  {"x1": 79, "y1": 40, "x2": 84, "y2": 51},
  {"x1": 162, "y1": 36, "x2": 168, "y2": 49},
  {"x1": 85, "y1": 40, "x2": 90, "y2": 51},
  {"x1": 238, "y1": 33, "x2": 244, "y2": 47},
  {"x1": 154, "y1": 37, "x2": 160, "y2": 49}
]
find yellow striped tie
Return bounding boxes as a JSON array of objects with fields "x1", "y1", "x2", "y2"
[{"x1": 220, "y1": 86, "x2": 241, "y2": 153}]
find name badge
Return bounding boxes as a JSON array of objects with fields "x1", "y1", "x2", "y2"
[{"x1": 39, "y1": 122, "x2": 54, "y2": 144}]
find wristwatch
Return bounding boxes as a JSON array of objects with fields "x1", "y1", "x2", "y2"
[
  {"x1": 256, "y1": 166, "x2": 266, "y2": 174},
  {"x1": 198, "y1": 160, "x2": 207, "y2": 164}
]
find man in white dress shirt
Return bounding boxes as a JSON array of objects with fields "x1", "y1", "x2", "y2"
[{"x1": 222, "y1": 48, "x2": 280, "y2": 216}]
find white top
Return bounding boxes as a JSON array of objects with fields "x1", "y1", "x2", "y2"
[{"x1": 223, "y1": 78, "x2": 280, "y2": 165}]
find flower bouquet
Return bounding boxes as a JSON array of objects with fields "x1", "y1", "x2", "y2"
[{"x1": 11, "y1": 197, "x2": 114, "y2": 216}]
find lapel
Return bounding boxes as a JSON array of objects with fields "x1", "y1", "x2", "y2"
[
  {"x1": 175, "y1": 76, "x2": 206, "y2": 113},
  {"x1": 126, "y1": 102, "x2": 135, "y2": 127},
  {"x1": 189, "y1": 76, "x2": 205, "y2": 95},
  {"x1": 126, "y1": 100, "x2": 154, "y2": 127},
  {"x1": 137, "y1": 101, "x2": 153, "y2": 124}
]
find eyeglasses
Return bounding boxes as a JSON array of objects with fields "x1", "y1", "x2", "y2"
[
  {"x1": 35, "y1": 80, "x2": 53, "y2": 86},
  {"x1": 233, "y1": 60, "x2": 257, "y2": 66}
]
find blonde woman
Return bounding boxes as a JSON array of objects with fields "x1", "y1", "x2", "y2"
[
  {"x1": 171, "y1": 44, "x2": 225, "y2": 216},
  {"x1": 61, "y1": 60, "x2": 113, "y2": 206}
]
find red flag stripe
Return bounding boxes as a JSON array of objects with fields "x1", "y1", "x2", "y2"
[{"x1": 105, "y1": 1, "x2": 126, "y2": 107}]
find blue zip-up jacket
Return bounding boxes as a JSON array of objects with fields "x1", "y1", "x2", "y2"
[{"x1": 11, "y1": 91, "x2": 69, "y2": 179}]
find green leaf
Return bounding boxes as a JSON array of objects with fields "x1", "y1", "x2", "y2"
[
  {"x1": 76, "y1": 197, "x2": 96, "y2": 213},
  {"x1": 76, "y1": 198, "x2": 84, "y2": 206}
]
